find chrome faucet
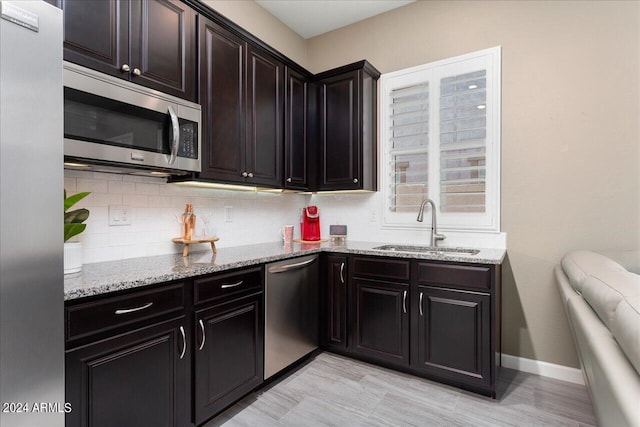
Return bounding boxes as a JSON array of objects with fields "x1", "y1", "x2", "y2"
[{"x1": 416, "y1": 198, "x2": 446, "y2": 247}]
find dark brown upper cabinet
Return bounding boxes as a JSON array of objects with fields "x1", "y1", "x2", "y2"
[
  {"x1": 246, "y1": 45, "x2": 284, "y2": 187},
  {"x1": 284, "y1": 68, "x2": 310, "y2": 190},
  {"x1": 198, "y1": 16, "x2": 283, "y2": 188},
  {"x1": 315, "y1": 61, "x2": 380, "y2": 191},
  {"x1": 198, "y1": 17, "x2": 246, "y2": 183},
  {"x1": 58, "y1": 0, "x2": 196, "y2": 101}
]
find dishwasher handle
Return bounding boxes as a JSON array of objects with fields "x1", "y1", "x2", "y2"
[{"x1": 268, "y1": 257, "x2": 317, "y2": 274}]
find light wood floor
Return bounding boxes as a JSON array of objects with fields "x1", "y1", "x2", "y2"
[{"x1": 204, "y1": 352, "x2": 597, "y2": 427}]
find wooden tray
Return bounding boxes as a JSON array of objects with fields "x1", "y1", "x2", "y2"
[
  {"x1": 293, "y1": 238, "x2": 328, "y2": 244},
  {"x1": 172, "y1": 237, "x2": 219, "y2": 257}
]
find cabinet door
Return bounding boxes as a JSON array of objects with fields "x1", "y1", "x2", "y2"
[
  {"x1": 194, "y1": 293, "x2": 263, "y2": 425},
  {"x1": 60, "y1": 0, "x2": 129, "y2": 78},
  {"x1": 198, "y1": 16, "x2": 247, "y2": 182},
  {"x1": 319, "y1": 70, "x2": 361, "y2": 190},
  {"x1": 130, "y1": 0, "x2": 196, "y2": 101},
  {"x1": 246, "y1": 45, "x2": 284, "y2": 187},
  {"x1": 351, "y1": 277, "x2": 409, "y2": 366},
  {"x1": 324, "y1": 255, "x2": 347, "y2": 349},
  {"x1": 284, "y1": 68, "x2": 308, "y2": 189},
  {"x1": 66, "y1": 317, "x2": 189, "y2": 427},
  {"x1": 414, "y1": 286, "x2": 491, "y2": 388}
]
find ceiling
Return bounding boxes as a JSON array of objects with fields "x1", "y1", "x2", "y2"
[{"x1": 255, "y1": 0, "x2": 416, "y2": 39}]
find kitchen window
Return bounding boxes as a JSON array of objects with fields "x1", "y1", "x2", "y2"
[{"x1": 380, "y1": 47, "x2": 501, "y2": 232}]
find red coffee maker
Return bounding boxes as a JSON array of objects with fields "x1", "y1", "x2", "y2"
[{"x1": 301, "y1": 206, "x2": 321, "y2": 241}]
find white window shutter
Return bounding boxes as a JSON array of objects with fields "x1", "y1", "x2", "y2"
[
  {"x1": 389, "y1": 82, "x2": 430, "y2": 213},
  {"x1": 439, "y1": 70, "x2": 487, "y2": 213},
  {"x1": 381, "y1": 47, "x2": 501, "y2": 232}
]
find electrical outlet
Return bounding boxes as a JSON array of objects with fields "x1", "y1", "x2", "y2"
[
  {"x1": 109, "y1": 205, "x2": 131, "y2": 226},
  {"x1": 224, "y1": 206, "x2": 233, "y2": 222},
  {"x1": 369, "y1": 209, "x2": 377, "y2": 222}
]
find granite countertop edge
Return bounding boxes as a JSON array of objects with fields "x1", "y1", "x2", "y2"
[{"x1": 64, "y1": 241, "x2": 506, "y2": 301}]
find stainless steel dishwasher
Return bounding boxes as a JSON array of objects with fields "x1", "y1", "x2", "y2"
[{"x1": 265, "y1": 255, "x2": 319, "y2": 379}]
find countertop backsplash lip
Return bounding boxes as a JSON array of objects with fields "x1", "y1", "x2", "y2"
[{"x1": 64, "y1": 241, "x2": 506, "y2": 301}]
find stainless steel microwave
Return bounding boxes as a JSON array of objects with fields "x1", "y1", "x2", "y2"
[{"x1": 63, "y1": 62, "x2": 201, "y2": 175}]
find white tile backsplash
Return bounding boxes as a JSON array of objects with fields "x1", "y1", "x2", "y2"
[{"x1": 65, "y1": 170, "x2": 506, "y2": 264}]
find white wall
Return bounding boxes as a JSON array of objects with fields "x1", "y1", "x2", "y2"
[
  {"x1": 66, "y1": 170, "x2": 505, "y2": 264},
  {"x1": 306, "y1": 0, "x2": 639, "y2": 368},
  {"x1": 65, "y1": 170, "x2": 308, "y2": 263},
  {"x1": 200, "y1": 0, "x2": 308, "y2": 68}
]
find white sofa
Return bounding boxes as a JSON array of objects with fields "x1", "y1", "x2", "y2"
[{"x1": 556, "y1": 250, "x2": 640, "y2": 427}]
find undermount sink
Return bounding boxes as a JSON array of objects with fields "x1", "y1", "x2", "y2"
[{"x1": 372, "y1": 245, "x2": 480, "y2": 256}]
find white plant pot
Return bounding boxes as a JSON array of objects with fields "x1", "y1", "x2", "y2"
[{"x1": 64, "y1": 242, "x2": 83, "y2": 274}]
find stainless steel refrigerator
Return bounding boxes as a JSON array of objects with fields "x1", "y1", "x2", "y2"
[{"x1": 0, "y1": 1, "x2": 64, "y2": 426}]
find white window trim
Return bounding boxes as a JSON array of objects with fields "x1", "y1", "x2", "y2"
[{"x1": 379, "y1": 46, "x2": 501, "y2": 233}]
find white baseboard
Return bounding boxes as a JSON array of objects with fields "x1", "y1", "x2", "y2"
[{"x1": 501, "y1": 353, "x2": 585, "y2": 385}]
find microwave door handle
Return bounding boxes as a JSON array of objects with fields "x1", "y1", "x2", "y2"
[{"x1": 167, "y1": 105, "x2": 179, "y2": 165}]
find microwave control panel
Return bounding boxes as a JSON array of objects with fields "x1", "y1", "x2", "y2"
[{"x1": 177, "y1": 121, "x2": 198, "y2": 159}]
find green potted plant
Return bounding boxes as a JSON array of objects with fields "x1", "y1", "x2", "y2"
[{"x1": 64, "y1": 190, "x2": 90, "y2": 274}]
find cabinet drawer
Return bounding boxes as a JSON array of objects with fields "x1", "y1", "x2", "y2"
[
  {"x1": 66, "y1": 283, "x2": 185, "y2": 342},
  {"x1": 352, "y1": 257, "x2": 410, "y2": 281},
  {"x1": 194, "y1": 267, "x2": 262, "y2": 305},
  {"x1": 417, "y1": 262, "x2": 491, "y2": 290}
]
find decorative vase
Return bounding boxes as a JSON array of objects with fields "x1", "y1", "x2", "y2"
[{"x1": 64, "y1": 242, "x2": 83, "y2": 274}]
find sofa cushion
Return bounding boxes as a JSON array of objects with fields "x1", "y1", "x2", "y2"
[
  {"x1": 581, "y1": 271, "x2": 640, "y2": 375},
  {"x1": 610, "y1": 295, "x2": 640, "y2": 376},
  {"x1": 561, "y1": 251, "x2": 626, "y2": 294},
  {"x1": 567, "y1": 295, "x2": 640, "y2": 426}
]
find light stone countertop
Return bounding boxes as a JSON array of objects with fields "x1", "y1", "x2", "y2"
[{"x1": 64, "y1": 241, "x2": 506, "y2": 301}]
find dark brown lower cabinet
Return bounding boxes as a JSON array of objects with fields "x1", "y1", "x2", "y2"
[
  {"x1": 323, "y1": 255, "x2": 500, "y2": 397},
  {"x1": 194, "y1": 292, "x2": 264, "y2": 425},
  {"x1": 413, "y1": 286, "x2": 491, "y2": 389},
  {"x1": 65, "y1": 316, "x2": 190, "y2": 427},
  {"x1": 323, "y1": 255, "x2": 348, "y2": 349},
  {"x1": 351, "y1": 277, "x2": 410, "y2": 367}
]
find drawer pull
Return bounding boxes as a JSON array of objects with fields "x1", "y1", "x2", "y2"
[
  {"x1": 419, "y1": 292, "x2": 424, "y2": 316},
  {"x1": 340, "y1": 262, "x2": 345, "y2": 284},
  {"x1": 198, "y1": 319, "x2": 206, "y2": 351},
  {"x1": 114, "y1": 302, "x2": 153, "y2": 315},
  {"x1": 179, "y1": 326, "x2": 186, "y2": 359},
  {"x1": 268, "y1": 258, "x2": 316, "y2": 273},
  {"x1": 403, "y1": 290, "x2": 407, "y2": 314},
  {"x1": 220, "y1": 280, "x2": 243, "y2": 289}
]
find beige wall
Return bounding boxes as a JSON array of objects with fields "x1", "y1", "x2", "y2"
[
  {"x1": 201, "y1": 0, "x2": 639, "y2": 368},
  {"x1": 200, "y1": 0, "x2": 308, "y2": 67},
  {"x1": 306, "y1": 0, "x2": 639, "y2": 368}
]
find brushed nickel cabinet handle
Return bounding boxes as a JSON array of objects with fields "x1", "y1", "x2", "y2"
[
  {"x1": 247, "y1": 172, "x2": 254, "y2": 178},
  {"x1": 179, "y1": 326, "x2": 186, "y2": 359},
  {"x1": 121, "y1": 64, "x2": 130, "y2": 72},
  {"x1": 339, "y1": 262, "x2": 345, "y2": 284},
  {"x1": 268, "y1": 258, "x2": 316, "y2": 273},
  {"x1": 403, "y1": 290, "x2": 407, "y2": 314},
  {"x1": 198, "y1": 319, "x2": 206, "y2": 351},
  {"x1": 221, "y1": 280, "x2": 243, "y2": 289},
  {"x1": 353, "y1": 178, "x2": 358, "y2": 184},
  {"x1": 242, "y1": 171, "x2": 248, "y2": 177},
  {"x1": 419, "y1": 292, "x2": 424, "y2": 316},
  {"x1": 132, "y1": 67, "x2": 141, "y2": 76},
  {"x1": 114, "y1": 302, "x2": 153, "y2": 315},
  {"x1": 286, "y1": 177, "x2": 292, "y2": 183}
]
